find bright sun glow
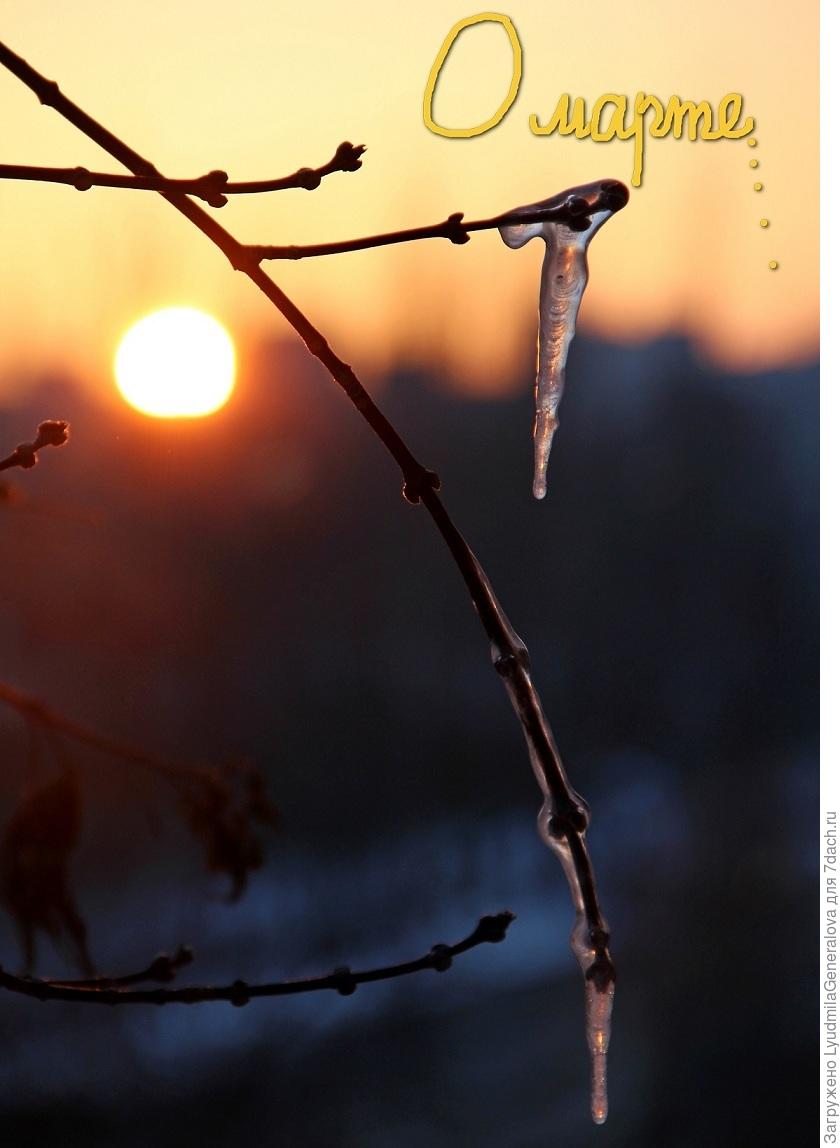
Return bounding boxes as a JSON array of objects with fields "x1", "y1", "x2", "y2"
[{"x1": 114, "y1": 307, "x2": 236, "y2": 418}]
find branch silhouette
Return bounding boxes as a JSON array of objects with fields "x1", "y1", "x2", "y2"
[
  {"x1": 44, "y1": 944, "x2": 195, "y2": 989},
  {"x1": 0, "y1": 143, "x2": 364, "y2": 208},
  {"x1": 0, "y1": 913, "x2": 514, "y2": 1005},
  {"x1": 0, "y1": 679, "x2": 252, "y2": 789},
  {"x1": 247, "y1": 200, "x2": 616, "y2": 261},
  {"x1": 0, "y1": 158, "x2": 607, "y2": 257},
  {"x1": 0, "y1": 38, "x2": 614, "y2": 1048},
  {"x1": 0, "y1": 420, "x2": 69, "y2": 473}
]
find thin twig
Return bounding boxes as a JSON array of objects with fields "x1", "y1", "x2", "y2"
[
  {"x1": 0, "y1": 680, "x2": 215, "y2": 787},
  {"x1": 0, "y1": 142, "x2": 364, "y2": 208},
  {"x1": 46, "y1": 944, "x2": 194, "y2": 988},
  {"x1": 0, "y1": 420, "x2": 68, "y2": 473},
  {"x1": 248, "y1": 204, "x2": 596, "y2": 261},
  {"x1": 0, "y1": 43, "x2": 615, "y2": 1015},
  {"x1": 0, "y1": 912, "x2": 514, "y2": 1005}
]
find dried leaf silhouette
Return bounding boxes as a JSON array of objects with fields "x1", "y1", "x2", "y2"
[
  {"x1": 1, "y1": 767, "x2": 93, "y2": 974},
  {"x1": 177, "y1": 761, "x2": 280, "y2": 901}
]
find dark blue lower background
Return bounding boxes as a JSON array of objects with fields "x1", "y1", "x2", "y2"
[{"x1": 0, "y1": 332, "x2": 817, "y2": 1146}]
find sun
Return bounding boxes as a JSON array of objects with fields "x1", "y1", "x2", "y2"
[{"x1": 114, "y1": 307, "x2": 236, "y2": 418}]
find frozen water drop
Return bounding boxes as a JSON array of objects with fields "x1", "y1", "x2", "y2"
[{"x1": 499, "y1": 179, "x2": 628, "y2": 499}]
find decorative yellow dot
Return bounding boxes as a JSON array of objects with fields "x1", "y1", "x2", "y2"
[
  {"x1": 769, "y1": 260, "x2": 778, "y2": 270},
  {"x1": 754, "y1": 182, "x2": 764, "y2": 191},
  {"x1": 748, "y1": 138, "x2": 758, "y2": 147},
  {"x1": 760, "y1": 218, "x2": 769, "y2": 228},
  {"x1": 749, "y1": 159, "x2": 759, "y2": 168}
]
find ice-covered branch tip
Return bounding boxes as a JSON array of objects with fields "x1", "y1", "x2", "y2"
[
  {"x1": 0, "y1": 420, "x2": 69, "y2": 473},
  {"x1": 0, "y1": 912, "x2": 514, "y2": 1005},
  {"x1": 249, "y1": 178, "x2": 630, "y2": 506},
  {"x1": 246, "y1": 196, "x2": 623, "y2": 262},
  {"x1": 0, "y1": 143, "x2": 364, "y2": 207}
]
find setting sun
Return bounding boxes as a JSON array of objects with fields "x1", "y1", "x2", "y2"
[{"x1": 114, "y1": 307, "x2": 236, "y2": 419}]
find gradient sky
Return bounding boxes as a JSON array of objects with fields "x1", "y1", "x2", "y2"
[{"x1": 0, "y1": 1, "x2": 819, "y2": 401}]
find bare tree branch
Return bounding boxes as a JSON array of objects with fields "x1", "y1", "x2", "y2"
[
  {"x1": 0, "y1": 31, "x2": 613, "y2": 984},
  {"x1": 0, "y1": 913, "x2": 514, "y2": 1005},
  {"x1": 0, "y1": 420, "x2": 68, "y2": 473},
  {"x1": 0, "y1": 142, "x2": 364, "y2": 207},
  {"x1": 45, "y1": 944, "x2": 194, "y2": 988},
  {"x1": 0, "y1": 164, "x2": 622, "y2": 262},
  {"x1": 0, "y1": 679, "x2": 231, "y2": 788},
  {"x1": 0, "y1": 40, "x2": 616, "y2": 1111},
  {"x1": 247, "y1": 200, "x2": 615, "y2": 261}
]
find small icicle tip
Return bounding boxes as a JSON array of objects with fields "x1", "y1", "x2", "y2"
[{"x1": 585, "y1": 978, "x2": 615, "y2": 1124}]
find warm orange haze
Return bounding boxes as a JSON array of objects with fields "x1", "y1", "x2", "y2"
[{"x1": 0, "y1": 1, "x2": 818, "y2": 404}]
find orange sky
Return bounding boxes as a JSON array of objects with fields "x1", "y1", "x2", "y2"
[{"x1": 0, "y1": 2, "x2": 819, "y2": 403}]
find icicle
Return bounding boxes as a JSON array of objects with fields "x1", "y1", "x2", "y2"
[
  {"x1": 499, "y1": 179, "x2": 628, "y2": 500},
  {"x1": 585, "y1": 977, "x2": 614, "y2": 1124}
]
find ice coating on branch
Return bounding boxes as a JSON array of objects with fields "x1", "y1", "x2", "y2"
[
  {"x1": 538, "y1": 799, "x2": 614, "y2": 1125},
  {"x1": 489, "y1": 563, "x2": 615, "y2": 1125},
  {"x1": 499, "y1": 179, "x2": 629, "y2": 499}
]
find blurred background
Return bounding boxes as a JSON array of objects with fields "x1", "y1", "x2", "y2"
[{"x1": 0, "y1": 3, "x2": 817, "y2": 1146}]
